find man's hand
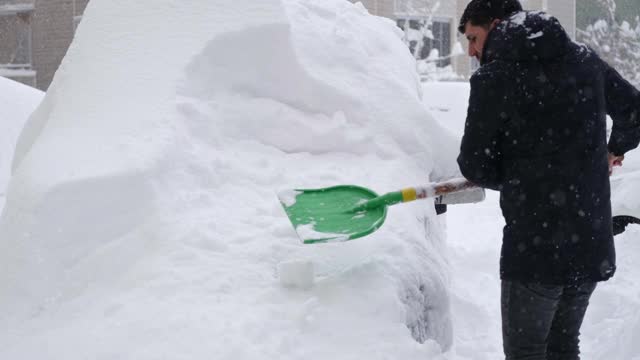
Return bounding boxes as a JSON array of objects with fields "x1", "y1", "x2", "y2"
[{"x1": 608, "y1": 153, "x2": 624, "y2": 175}]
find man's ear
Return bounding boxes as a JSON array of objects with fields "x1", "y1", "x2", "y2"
[{"x1": 489, "y1": 18, "x2": 501, "y2": 30}]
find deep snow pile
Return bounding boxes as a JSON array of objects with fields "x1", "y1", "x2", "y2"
[
  {"x1": 0, "y1": 0, "x2": 460, "y2": 359},
  {"x1": 0, "y1": 77, "x2": 43, "y2": 208}
]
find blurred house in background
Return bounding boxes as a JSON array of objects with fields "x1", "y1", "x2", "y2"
[
  {"x1": 0, "y1": 0, "x2": 88, "y2": 90},
  {"x1": 1, "y1": 0, "x2": 638, "y2": 89},
  {"x1": 353, "y1": 0, "x2": 576, "y2": 79}
]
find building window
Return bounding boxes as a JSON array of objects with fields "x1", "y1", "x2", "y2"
[
  {"x1": 396, "y1": 18, "x2": 452, "y2": 67},
  {"x1": 0, "y1": 5, "x2": 33, "y2": 68}
]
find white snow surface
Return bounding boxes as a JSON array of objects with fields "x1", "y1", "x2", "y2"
[
  {"x1": 0, "y1": 1, "x2": 460, "y2": 359},
  {"x1": 0, "y1": 76, "x2": 43, "y2": 208},
  {"x1": 610, "y1": 148, "x2": 640, "y2": 219}
]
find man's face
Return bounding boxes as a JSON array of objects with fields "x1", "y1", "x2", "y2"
[{"x1": 464, "y1": 20, "x2": 500, "y2": 60}]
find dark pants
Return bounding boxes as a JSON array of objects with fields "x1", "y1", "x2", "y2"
[{"x1": 501, "y1": 280, "x2": 597, "y2": 360}]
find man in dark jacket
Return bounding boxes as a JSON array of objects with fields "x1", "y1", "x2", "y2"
[{"x1": 457, "y1": 0, "x2": 640, "y2": 359}]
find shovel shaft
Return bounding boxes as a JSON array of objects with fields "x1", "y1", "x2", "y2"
[
  {"x1": 351, "y1": 178, "x2": 476, "y2": 212},
  {"x1": 414, "y1": 178, "x2": 477, "y2": 199},
  {"x1": 351, "y1": 191, "x2": 404, "y2": 212}
]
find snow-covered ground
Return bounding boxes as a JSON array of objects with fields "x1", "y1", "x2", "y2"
[
  {"x1": 0, "y1": 77, "x2": 44, "y2": 209},
  {"x1": 422, "y1": 82, "x2": 640, "y2": 359}
]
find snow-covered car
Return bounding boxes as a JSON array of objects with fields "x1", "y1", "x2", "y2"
[{"x1": 0, "y1": 1, "x2": 461, "y2": 358}]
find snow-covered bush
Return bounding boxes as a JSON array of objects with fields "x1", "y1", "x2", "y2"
[{"x1": 577, "y1": 0, "x2": 640, "y2": 87}]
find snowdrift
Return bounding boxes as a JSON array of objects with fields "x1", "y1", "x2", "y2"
[
  {"x1": 0, "y1": 0, "x2": 459, "y2": 358},
  {"x1": 0, "y1": 76, "x2": 43, "y2": 207}
]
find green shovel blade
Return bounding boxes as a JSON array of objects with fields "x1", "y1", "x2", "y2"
[{"x1": 278, "y1": 185, "x2": 388, "y2": 244}]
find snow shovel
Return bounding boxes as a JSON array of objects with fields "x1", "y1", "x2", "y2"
[{"x1": 278, "y1": 178, "x2": 480, "y2": 244}]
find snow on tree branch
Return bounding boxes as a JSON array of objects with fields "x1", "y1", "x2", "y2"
[{"x1": 577, "y1": 0, "x2": 640, "y2": 88}]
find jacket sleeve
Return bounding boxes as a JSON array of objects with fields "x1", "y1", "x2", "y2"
[
  {"x1": 457, "y1": 67, "x2": 509, "y2": 191},
  {"x1": 605, "y1": 65, "x2": 640, "y2": 156}
]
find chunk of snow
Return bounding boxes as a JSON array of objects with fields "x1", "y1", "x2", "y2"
[
  {"x1": 278, "y1": 189, "x2": 302, "y2": 207},
  {"x1": 528, "y1": 31, "x2": 544, "y2": 39},
  {"x1": 278, "y1": 259, "x2": 315, "y2": 289}
]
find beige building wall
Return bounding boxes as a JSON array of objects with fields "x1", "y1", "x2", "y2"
[
  {"x1": 0, "y1": 0, "x2": 36, "y2": 86},
  {"x1": 74, "y1": 0, "x2": 88, "y2": 15},
  {"x1": 32, "y1": 0, "x2": 75, "y2": 90},
  {"x1": 32, "y1": 0, "x2": 88, "y2": 89},
  {"x1": 0, "y1": 0, "x2": 89, "y2": 89},
  {"x1": 0, "y1": 15, "x2": 27, "y2": 63}
]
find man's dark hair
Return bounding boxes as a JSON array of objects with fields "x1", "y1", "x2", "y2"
[{"x1": 458, "y1": 0, "x2": 523, "y2": 34}]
